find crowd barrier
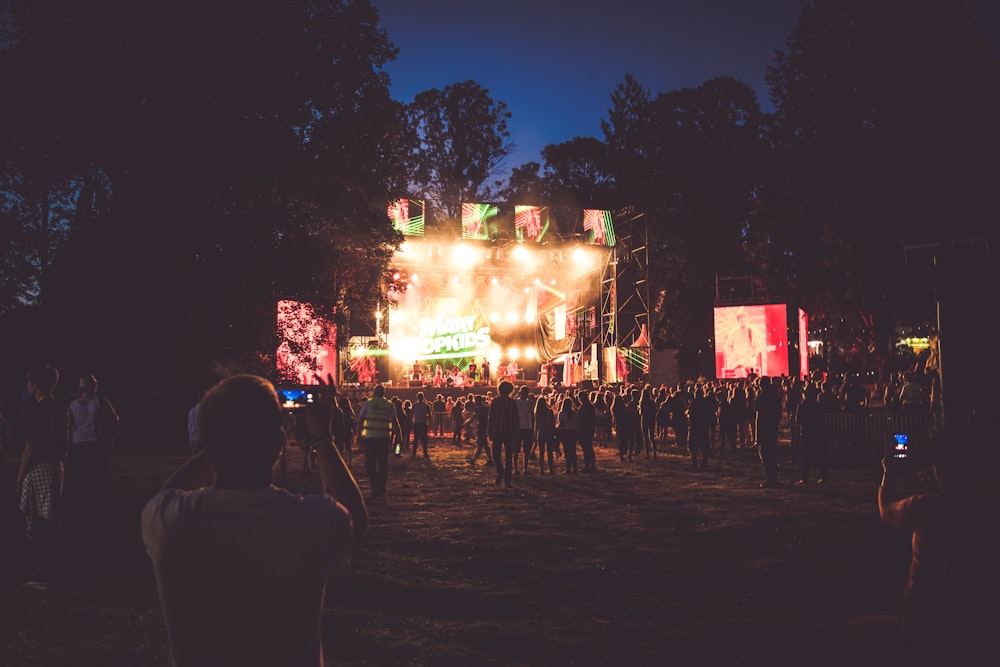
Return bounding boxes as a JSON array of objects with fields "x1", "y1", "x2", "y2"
[{"x1": 790, "y1": 409, "x2": 1000, "y2": 469}]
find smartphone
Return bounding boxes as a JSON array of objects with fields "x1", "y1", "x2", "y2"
[{"x1": 892, "y1": 433, "x2": 909, "y2": 460}]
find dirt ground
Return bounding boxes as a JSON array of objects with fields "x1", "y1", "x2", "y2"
[{"x1": 0, "y1": 431, "x2": 940, "y2": 666}]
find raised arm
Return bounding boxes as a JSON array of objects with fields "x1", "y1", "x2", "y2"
[{"x1": 315, "y1": 438, "x2": 368, "y2": 544}]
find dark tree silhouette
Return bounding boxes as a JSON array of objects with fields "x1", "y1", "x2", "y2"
[
  {"x1": 1, "y1": 0, "x2": 409, "y2": 396},
  {"x1": 404, "y1": 80, "x2": 514, "y2": 223},
  {"x1": 755, "y1": 0, "x2": 1000, "y2": 365}
]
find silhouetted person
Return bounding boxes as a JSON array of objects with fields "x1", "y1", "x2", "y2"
[
  {"x1": 665, "y1": 385, "x2": 689, "y2": 452},
  {"x1": 468, "y1": 395, "x2": 492, "y2": 465},
  {"x1": 18, "y1": 364, "x2": 66, "y2": 590},
  {"x1": 717, "y1": 387, "x2": 738, "y2": 458},
  {"x1": 611, "y1": 391, "x2": 635, "y2": 461},
  {"x1": 795, "y1": 384, "x2": 826, "y2": 485},
  {"x1": 687, "y1": 384, "x2": 714, "y2": 468},
  {"x1": 555, "y1": 394, "x2": 579, "y2": 474},
  {"x1": 65, "y1": 373, "x2": 119, "y2": 527},
  {"x1": 432, "y1": 394, "x2": 447, "y2": 436},
  {"x1": 878, "y1": 428, "x2": 997, "y2": 666},
  {"x1": 513, "y1": 386, "x2": 535, "y2": 474},
  {"x1": 141, "y1": 374, "x2": 367, "y2": 667},
  {"x1": 533, "y1": 395, "x2": 558, "y2": 473},
  {"x1": 410, "y1": 392, "x2": 432, "y2": 457},
  {"x1": 576, "y1": 390, "x2": 598, "y2": 471},
  {"x1": 488, "y1": 380, "x2": 520, "y2": 487},
  {"x1": 755, "y1": 376, "x2": 783, "y2": 488}
]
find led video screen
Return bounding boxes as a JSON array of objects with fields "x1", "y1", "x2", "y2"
[{"x1": 714, "y1": 304, "x2": 789, "y2": 379}]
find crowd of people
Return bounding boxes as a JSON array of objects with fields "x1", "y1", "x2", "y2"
[
  {"x1": 3, "y1": 361, "x2": 981, "y2": 664},
  {"x1": 287, "y1": 368, "x2": 941, "y2": 496}
]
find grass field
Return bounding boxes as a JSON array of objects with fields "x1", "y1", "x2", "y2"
[{"x1": 0, "y1": 432, "x2": 936, "y2": 666}]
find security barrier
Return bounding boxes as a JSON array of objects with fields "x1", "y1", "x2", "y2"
[{"x1": 790, "y1": 409, "x2": 1000, "y2": 469}]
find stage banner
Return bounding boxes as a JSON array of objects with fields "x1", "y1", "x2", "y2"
[{"x1": 388, "y1": 297, "x2": 493, "y2": 362}]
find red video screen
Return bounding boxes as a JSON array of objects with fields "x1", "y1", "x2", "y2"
[{"x1": 714, "y1": 304, "x2": 789, "y2": 379}]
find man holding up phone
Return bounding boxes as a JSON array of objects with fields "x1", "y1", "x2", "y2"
[
  {"x1": 142, "y1": 375, "x2": 368, "y2": 667},
  {"x1": 878, "y1": 429, "x2": 996, "y2": 666}
]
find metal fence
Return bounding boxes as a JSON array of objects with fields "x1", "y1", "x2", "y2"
[{"x1": 789, "y1": 409, "x2": 1000, "y2": 469}]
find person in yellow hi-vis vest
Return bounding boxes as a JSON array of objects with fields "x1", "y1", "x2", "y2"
[{"x1": 356, "y1": 384, "x2": 401, "y2": 500}]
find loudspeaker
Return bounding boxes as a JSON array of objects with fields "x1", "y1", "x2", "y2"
[{"x1": 408, "y1": 380, "x2": 423, "y2": 388}]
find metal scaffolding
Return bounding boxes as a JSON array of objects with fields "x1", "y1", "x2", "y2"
[{"x1": 600, "y1": 209, "x2": 649, "y2": 380}]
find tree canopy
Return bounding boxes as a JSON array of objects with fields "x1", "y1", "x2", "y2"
[
  {"x1": 1, "y1": 0, "x2": 408, "y2": 393},
  {"x1": 403, "y1": 80, "x2": 514, "y2": 222},
  {"x1": 753, "y1": 0, "x2": 1000, "y2": 370}
]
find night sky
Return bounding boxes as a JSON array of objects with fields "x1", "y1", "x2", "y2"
[
  {"x1": 373, "y1": 0, "x2": 1000, "y2": 175},
  {"x1": 372, "y1": 0, "x2": 804, "y2": 172}
]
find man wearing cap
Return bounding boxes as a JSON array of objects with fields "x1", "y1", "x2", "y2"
[{"x1": 356, "y1": 385, "x2": 400, "y2": 499}]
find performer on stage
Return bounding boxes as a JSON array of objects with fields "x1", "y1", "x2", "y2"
[
  {"x1": 482, "y1": 359, "x2": 491, "y2": 384},
  {"x1": 467, "y1": 361, "x2": 477, "y2": 384},
  {"x1": 542, "y1": 359, "x2": 557, "y2": 387}
]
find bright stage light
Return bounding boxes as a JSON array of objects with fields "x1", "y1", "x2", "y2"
[
  {"x1": 490, "y1": 276, "x2": 499, "y2": 285},
  {"x1": 525, "y1": 347, "x2": 537, "y2": 360},
  {"x1": 490, "y1": 312, "x2": 500, "y2": 322},
  {"x1": 450, "y1": 243, "x2": 470, "y2": 265},
  {"x1": 505, "y1": 311, "x2": 518, "y2": 323},
  {"x1": 512, "y1": 244, "x2": 528, "y2": 261},
  {"x1": 508, "y1": 347, "x2": 520, "y2": 360},
  {"x1": 572, "y1": 247, "x2": 590, "y2": 266},
  {"x1": 388, "y1": 336, "x2": 421, "y2": 362},
  {"x1": 523, "y1": 287, "x2": 530, "y2": 293}
]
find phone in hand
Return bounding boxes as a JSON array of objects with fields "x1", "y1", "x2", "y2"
[{"x1": 892, "y1": 433, "x2": 909, "y2": 460}]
